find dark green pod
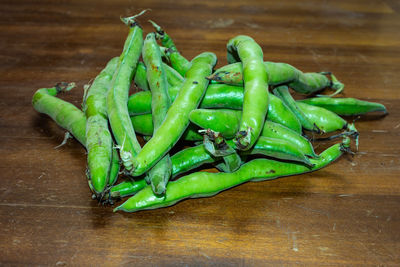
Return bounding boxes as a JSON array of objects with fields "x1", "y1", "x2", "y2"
[
  {"x1": 32, "y1": 84, "x2": 120, "y2": 191},
  {"x1": 209, "y1": 62, "x2": 343, "y2": 95},
  {"x1": 296, "y1": 102, "x2": 347, "y2": 133},
  {"x1": 115, "y1": 141, "x2": 348, "y2": 212},
  {"x1": 189, "y1": 109, "x2": 241, "y2": 139},
  {"x1": 297, "y1": 97, "x2": 387, "y2": 116},
  {"x1": 110, "y1": 179, "x2": 147, "y2": 199},
  {"x1": 227, "y1": 137, "x2": 313, "y2": 167},
  {"x1": 130, "y1": 114, "x2": 202, "y2": 141},
  {"x1": 130, "y1": 52, "x2": 217, "y2": 176},
  {"x1": 261, "y1": 121, "x2": 318, "y2": 158},
  {"x1": 273, "y1": 85, "x2": 318, "y2": 132}
]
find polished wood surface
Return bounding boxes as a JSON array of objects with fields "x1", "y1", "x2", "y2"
[{"x1": 1, "y1": 0, "x2": 400, "y2": 265}]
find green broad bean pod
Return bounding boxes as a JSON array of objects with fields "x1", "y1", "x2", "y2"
[
  {"x1": 128, "y1": 84, "x2": 243, "y2": 115},
  {"x1": 296, "y1": 102, "x2": 349, "y2": 133},
  {"x1": 83, "y1": 57, "x2": 118, "y2": 195},
  {"x1": 142, "y1": 32, "x2": 172, "y2": 195},
  {"x1": 297, "y1": 97, "x2": 388, "y2": 116},
  {"x1": 130, "y1": 114, "x2": 203, "y2": 141},
  {"x1": 129, "y1": 52, "x2": 217, "y2": 176},
  {"x1": 128, "y1": 85, "x2": 301, "y2": 133},
  {"x1": 188, "y1": 109, "x2": 309, "y2": 154},
  {"x1": 134, "y1": 61, "x2": 184, "y2": 91},
  {"x1": 208, "y1": 62, "x2": 343, "y2": 96},
  {"x1": 227, "y1": 35, "x2": 269, "y2": 150},
  {"x1": 108, "y1": 144, "x2": 217, "y2": 200},
  {"x1": 261, "y1": 121, "x2": 318, "y2": 158},
  {"x1": 273, "y1": 85, "x2": 319, "y2": 132},
  {"x1": 133, "y1": 62, "x2": 149, "y2": 91},
  {"x1": 109, "y1": 132, "x2": 316, "y2": 202},
  {"x1": 115, "y1": 140, "x2": 349, "y2": 212},
  {"x1": 107, "y1": 14, "x2": 144, "y2": 171},
  {"x1": 149, "y1": 20, "x2": 191, "y2": 76},
  {"x1": 226, "y1": 137, "x2": 313, "y2": 167},
  {"x1": 32, "y1": 84, "x2": 120, "y2": 188}
]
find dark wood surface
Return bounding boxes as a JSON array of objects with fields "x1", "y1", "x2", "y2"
[{"x1": 1, "y1": 0, "x2": 400, "y2": 265}]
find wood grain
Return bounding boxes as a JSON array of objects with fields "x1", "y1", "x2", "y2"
[{"x1": 1, "y1": 0, "x2": 399, "y2": 265}]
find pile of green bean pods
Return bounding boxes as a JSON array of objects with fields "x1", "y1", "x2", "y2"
[{"x1": 32, "y1": 13, "x2": 388, "y2": 212}]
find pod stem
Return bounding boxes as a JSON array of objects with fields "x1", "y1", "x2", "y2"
[
  {"x1": 121, "y1": 9, "x2": 149, "y2": 27},
  {"x1": 317, "y1": 73, "x2": 344, "y2": 97},
  {"x1": 234, "y1": 127, "x2": 252, "y2": 150},
  {"x1": 199, "y1": 129, "x2": 235, "y2": 157},
  {"x1": 205, "y1": 72, "x2": 223, "y2": 82},
  {"x1": 148, "y1": 20, "x2": 164, "y2": 38},
  {"x1": 55, "y1": 82, "x2": 75, "y2": 93}
]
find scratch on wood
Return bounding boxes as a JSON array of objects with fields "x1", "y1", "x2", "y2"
[
  {"x1": 200, "y1": 251, "x2": 211, "y2": 259},
  {"x1": 294, "y1": 204, "x2": 330, "y2": 218},
  {"x1": 292, "y1": 232, "x2": 298, "y2": 252}
]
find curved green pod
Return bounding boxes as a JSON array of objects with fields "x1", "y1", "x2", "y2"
[
  {"x1": 107, "y1": 14, "x2": 144, "y2": 170},
  {"x1": 33, "y1": 83, "x2": 86, "y2": 146},
  {"x1": 129, "y1": 114, "x2": 154, "y2": 136},
  {"x1": 109, "y1": 179, "x2": 148, "y2": 200},
  {"x1": 297, "y1": 97, "x2": 387, "y2": 116},
  {"x1": 273, "y1": 85, "x2": 318, "y2": 132},
  {"x1": 128, "y1": 85, "x2": 300, "y2": 133},
  {"x1": 227, "y1": 137, "x2": 313, "y2": 167},
  {"x1": 108, "y1": 145, "x2": 217, "y2": 200},
  {"x1": 134, "y1": 61, "x2": 183, "y2": 91},
  {"x1": 189, "y1": 109, "x2": 241, "y2": 139},
  {"x1": 32, "y1": 84, "x2": 120, "y2": 188},
  {"x1": 115, "y1": 140, "x2": 349, "y2": 212},
  {"x1": 296, "y1": 102, "x2": 347, "y2": 133},
  {"x1": 127, "y1": 84, "x2": 243, "y2": 115},
  {"x1": 109, "y1": 133, "x2": 315, "y2": 202},
  {"x1": 130, "y1": 114, "x2": 203, "y2": 141},
  {"x1": 150, "y1": 20, "x2": 191, "y2": 76},
  {"x1": 134, "y1": 62, "x2": 149, "y2": 91},
  {"x1": 261, "y1": 121, "x2": 318, "y2": 158},
  {"x1": 188, "y1": 109, "x2": 306, "y2": 152},
  {"x1": 129, "y1": 52, "x2": 217, "y2": 176},
  {"x1": 268, "y1": 94, "x2": 302, "y2": 133},
  {"x1": 164, "y1": 63, "x2": 184, "y2": 87},
  {"x1": 209, "y1": 62, "x2": 343, "y2": 95},
  {"x1": 84, "y1": 57, "x2": 118, "y2": 194},
  {"x1": 227, "y1": 35, "x2": 269, "y2": 150},
  {"x1": 142, "y1": 32, "x2": 172, "y2": 195}
]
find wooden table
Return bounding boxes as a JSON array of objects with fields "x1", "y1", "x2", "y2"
[{"x1": 1, "y1": 0, "x2": 399, "y2": 265}]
